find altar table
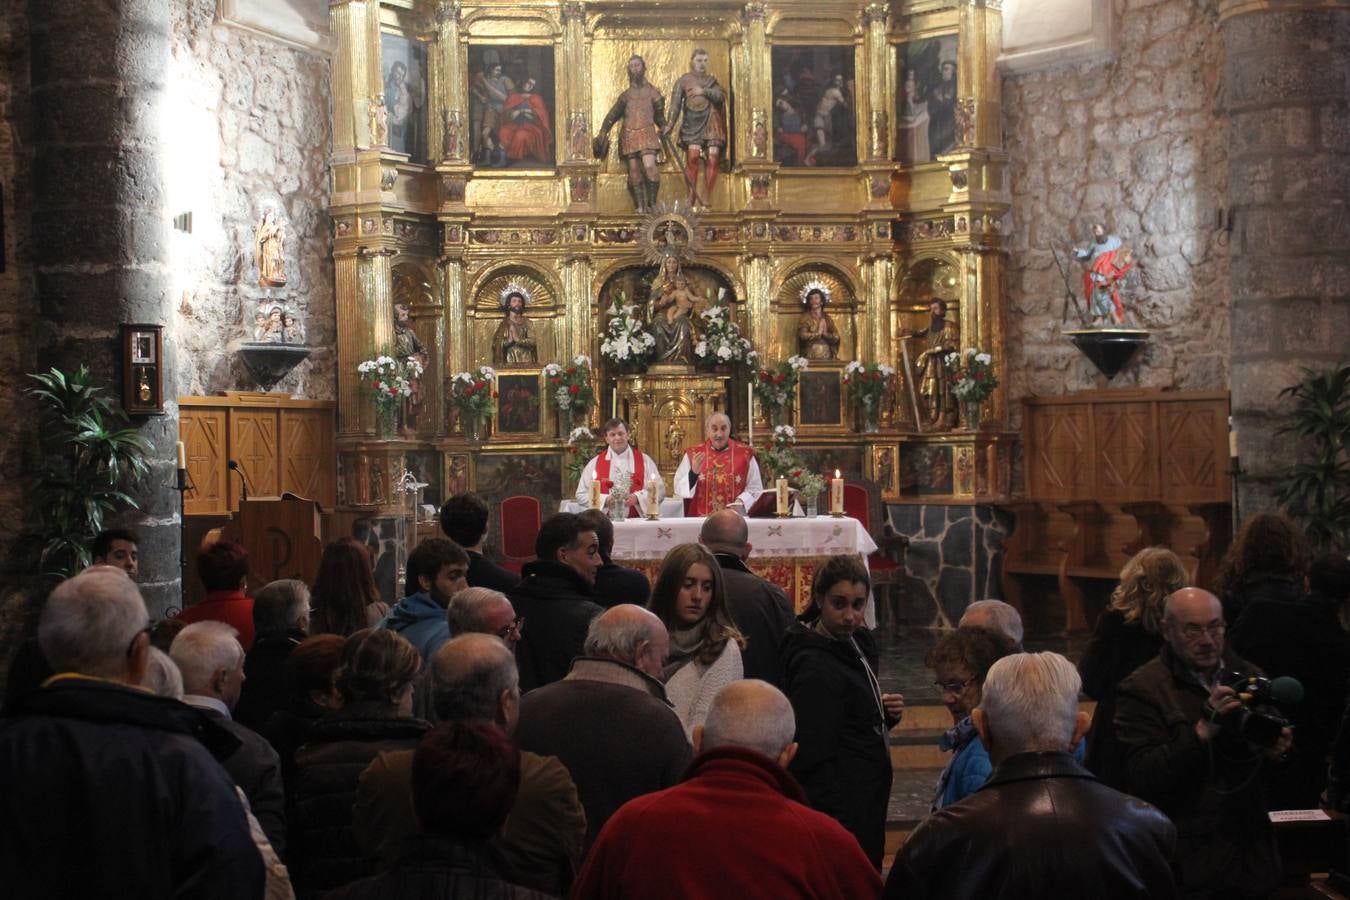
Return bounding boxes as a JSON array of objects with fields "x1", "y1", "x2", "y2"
[{"x1": 609, "y1": 516, "x2": 878, "y2": 615}]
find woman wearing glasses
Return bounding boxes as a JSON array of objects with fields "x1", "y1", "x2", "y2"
[
  {"x1": 926, "y1": 626, "x2": 1011, "y2": 811},
  {"x1": 782, "y1": 555, "x2": 905, "y2": 868},
  {"x1": 648, "y1": 543, "x2": 745, "y2": 739}
]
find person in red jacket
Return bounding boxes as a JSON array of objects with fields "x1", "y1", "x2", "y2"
[
  {"x1": 178, "y1": 541, "x2": 256, "y2": 650},
  {"x1": 572, "y1": 679, "x2": 881, "y2": 900}
]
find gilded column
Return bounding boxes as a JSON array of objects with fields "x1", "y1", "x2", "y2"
[
  {"x1": 861, "y1": 3, "x2": 890, "y2": 162},
  {"x1": 441, "y1": 253, "x2": 467, "y2": 375},
  {"x1": 347, "y1": 248, "x2": 397, "y2": 436},
  {"x1": 562, "y1": 254, "x2": 594, "y2": 359},
  {"x1": 433, "y1": 1, "x2": 466, "y2": 165},
  {"x1": 335, "y1": 254, "x2": 363, "y2": 435},
  {"x1": 329, "y1": 0, "x2": 367, "y2": 152},
  {"x1": 742, "y1": 254, "x2": 775, "y2": 360},
  {"x1": 739, "y1": 3, "x2": 769, "y2": 159}
]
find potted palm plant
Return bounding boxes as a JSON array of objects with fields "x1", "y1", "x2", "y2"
[{"x1": 1274, "y1": 365, "x2": 1350, "y2": 554}]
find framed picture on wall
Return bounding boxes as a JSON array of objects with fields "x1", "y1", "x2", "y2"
[
  {"x1": 468, "y1": 45, "x2": 557, "y2": 169},
  {"x1": 770, "y1": 45, "x2": 856, "y2": 167},
  {"x1": 381, "y1": 32, "x2": 428, "y2": 161},
  {"x1": 796, "y1": 365, "x2": 845, "y2": 431},
  {"x1": 894, "y1": 34, "x2": 959, "y2": 165},
  {"x1": 121, "y1": 323, "x2": 164, "y2": 416},
  {"x1": 495, "y1": 369, "x2": 545, "y2": 437}
]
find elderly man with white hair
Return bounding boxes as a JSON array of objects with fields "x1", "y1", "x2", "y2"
[
  {"x1": 673, "y1": 411, "x2": 763, "y2": 515},
  {"x1": 515, "y1": 604, "x2": 693, "y2": 850},
  {"x1": 958, "y1": 598, "x2": 1024, "y2": 651},
  {"x1": 885, "y1": 652, "x2": 1177, "y2": 900},
  {"x1": 0, "y1": 568, "x2": 264, "y2": 897},
  {"x1": 574, "y1": 680, "x2": 881, "y2": 899},
  {"x1": 172, "y1": 620, "x2": 287, "y2": 858}
]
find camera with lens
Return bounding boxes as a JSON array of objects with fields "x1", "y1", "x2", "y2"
[{"x1": 1217, "y1": 671, "x2": 1302, "y2": 750}]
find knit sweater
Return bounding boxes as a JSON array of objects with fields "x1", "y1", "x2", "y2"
[{"x1": 664, "y1": 640, "x2": 743, "y2": 740}]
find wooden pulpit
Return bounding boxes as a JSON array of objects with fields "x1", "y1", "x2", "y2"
[{"x1": 218, "y1": 493, "x2": 324, "y2": 590}]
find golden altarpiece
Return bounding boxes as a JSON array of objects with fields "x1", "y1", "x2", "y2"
[{"x1": 327, "y1": 0, "x2": 1014, "y2": 533}]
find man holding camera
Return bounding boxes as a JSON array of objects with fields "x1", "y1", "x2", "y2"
[{"x1": 1115, "y1": 588, "x2": 1292, "y2": 899}]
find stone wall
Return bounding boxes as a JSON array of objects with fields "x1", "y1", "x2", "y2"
[
  {"x1": 167, "y1": 0, "x2": 334, "y2": 400},
  {"x1": 1002, "y1": 0, "x2": 1230, "y2": 416}
]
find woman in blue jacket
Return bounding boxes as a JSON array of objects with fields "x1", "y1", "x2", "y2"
[{"x1": 929, "y1": 626, "x2": 1010, "y2": 809}]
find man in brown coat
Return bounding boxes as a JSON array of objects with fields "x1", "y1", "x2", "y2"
[{"x1": 354, "y1": 634, "x2": 584, "y2": 895}]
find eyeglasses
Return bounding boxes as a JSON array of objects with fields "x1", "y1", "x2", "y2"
[
  {"x1": 497, "y1": 616, "x2": 524, "y2": 639},
  {"x1": 933, "y1": 677, "x2": 974, "y2": 696},
  {"x1": 1178, "y1": 622, "x2": 1225, "y2": 640}
]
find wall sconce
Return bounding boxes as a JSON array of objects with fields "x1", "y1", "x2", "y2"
[{"x1": 121, "y1": 323, "x2": 165, "y2": 415}]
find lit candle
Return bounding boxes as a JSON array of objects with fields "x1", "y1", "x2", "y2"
[
  {"x1": 175, "y1": 441, "x2": 187, "y2": 470},
  {"x1": 612, "y1": 387, "x2": 618, "y2": 418},
  {"x1": 831, "y1": 469, "x2": 844, "y2": 516},
  {"x1": 747, "y1": 383, "x2": 754, "y2": 445},
  {"x1": 776, "y1": 477, "x2": 788, "y2": 516},
  {"x1": 589, "y1": 481, "x2": 602, "y2": 509}
]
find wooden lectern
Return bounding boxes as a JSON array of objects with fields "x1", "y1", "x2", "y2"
[{"x1": 218, "y1": 494, "x2": 325, "y2": 590}]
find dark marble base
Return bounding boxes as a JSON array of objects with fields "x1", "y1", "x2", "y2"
[{"x1": 885, "y1": 502, "x2": 1011, "y2": 631}]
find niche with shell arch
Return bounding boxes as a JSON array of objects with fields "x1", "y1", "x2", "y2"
[
  {"x1": 595, "y1": 262, "x2": 741, "y2": 367},
  {"x1": 775, "y1": 264, "x2": 857, "y2": 362},
  {"x1": 892, "y1": 254, "x2": 962, "y2": 348},
  {"x1": 469, "y1": 265, "x2": 560, "y2": 368}
]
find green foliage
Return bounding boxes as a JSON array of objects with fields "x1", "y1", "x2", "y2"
[
  {"x1": 24, "y1": 366, "x2": 151, "y2": 578},
  {"x1": 1274, "y1": 365, "x2": 1350, "y2": 555}
]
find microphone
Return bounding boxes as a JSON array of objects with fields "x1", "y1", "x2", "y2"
[
  {"x1": 1269, "y1": 676, "x2": 1304, "y2": 705},
  {"x1": 227, "y1": 459, "x2": 250, "y2": 501}
]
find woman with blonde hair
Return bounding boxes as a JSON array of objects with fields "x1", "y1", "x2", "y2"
[
  {"x1": 1079, "y1": 545, "x2": 1187, "y2": 787},
  {"x1": 647, "y1": 542, "x2": 745, "y2": 738}
]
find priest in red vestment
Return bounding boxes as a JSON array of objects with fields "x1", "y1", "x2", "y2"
[
  {"x1": 575, "y1": 418, "x2": 664, "y2": 516},
  {"x1": 498, "y1": 78, "x2": 552, "y2": 165},
  {"x1": 674, "y1": 412, "x2": 764, "y2": 516}
]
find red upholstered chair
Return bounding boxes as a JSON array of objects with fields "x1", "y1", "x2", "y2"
[
  {"x1": 842, "y1": 481, "x2": 908, "y2": 632},
  {"x1": 499, "y1": 495, "x2": 541, "y2": 575}
]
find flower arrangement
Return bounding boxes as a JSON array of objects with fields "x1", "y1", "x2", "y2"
[
  {"x1": 945, "y1": 348, "x2": 999, "y2": 403},
  {"x1": 600, "y1": 298, "x2": 656, "y2": 370},
  {"x1": 693, "y1": 303, "x2": 756, "y2": 370},
  {"x1": 450, "y1": 365, "x2": 497, "y2": 434},
  {"x1": 844, "y1": 360, "x2": 896, "y2": 428},
  {"x1": 544, "y1": 355, "x2": 595, "y2": 417},
  {"x1": 565, "y1": 426, "x2": 600, "y2": 489},
  {"x1": 756, "y1": 424, "x2": 827, "y2": 510},
  {"x1": 358, "y1": 352, "x2": 424, "y2": 434},
  {"x1": 753, "y1": 355, "x2": 808, "y2": 418}
]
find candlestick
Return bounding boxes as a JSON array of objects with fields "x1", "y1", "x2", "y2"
[
  {"x1": 589, "y1": 480, "x2": 602, "y2": 510},
  {"x1": 830, "y1": 469, "x2": 844, "y2": 517},
  {"x1": 175, "y1": 440, "x2": 187, "y2": 470},
  {"x1": 776, "y1": 477, "x2": 789, "y2": 517}
]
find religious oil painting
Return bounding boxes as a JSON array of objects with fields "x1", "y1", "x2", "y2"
[
  {"x1": 894, "y1": 35, "x2": 959, "y2": 165},
  {"x1": 770, "y1": 46, "x2": 857, "y2": 167},
  {"x1": 899, "y1": 443, "x2": 955, "y2": 498},
  {"x1": 468, "y1": 45, "x2": 557, "y2": 169},
  {"x1": 381, "y1": 32, "x2": 428, "y2": 161},
  {"x1": 796, "y1": 368, "x2": 845, "y2": 428},
  {"x1": 495, "y1": 371, "x2": 544, "y2": 437}
]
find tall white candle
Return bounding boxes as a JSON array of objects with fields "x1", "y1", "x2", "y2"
[
  {"x1": 589, "y1": 481, "x2": 602, "y2": 509},
  {"x1": 831, "y1": 469, "x2": 844, "y2": 516},
  {"x1": 747, "y1": 383, "x2": 754, "y2": 445},
  {"x1": 612, "y1": 387, "x2": 618, "y2": 419},
  {"x1": 175, "y1": 441, "x2": 187, "y2": 470},
  {"x1": 776, "y1": 477, "x2": 788, "y2": 516}
]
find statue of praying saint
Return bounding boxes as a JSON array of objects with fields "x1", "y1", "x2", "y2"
[
  {"x1": 255, "y1": 207, "x2": 287, "y2": 288},
  {"x1": 795, "y1": 284, "x2": 840, "y2": 360}
]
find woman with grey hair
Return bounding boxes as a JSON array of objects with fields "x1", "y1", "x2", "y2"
[{"x1": 237, "y1": 579, "x2": 312, "y2": 732}]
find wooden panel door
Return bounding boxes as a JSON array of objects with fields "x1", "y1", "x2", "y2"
[
  {"x1": 182, "y1": 409, "x2": 228, "y2": 515},
  {"x1": 1028, "y1": 404, "x2": 1090, "y2": 499},
  {"x1": 281, "y1": 408, "x2": 336, "y2": 507},
  {"x1": 230, "y1": 409, "x2": 281, "y2": 508},
  {"x1": 1094, "y1": 402, "x2": 1156, "y2": 501},
  {"x1": 1160, "y1": 399, "x2": 1230, "y2": 504}
]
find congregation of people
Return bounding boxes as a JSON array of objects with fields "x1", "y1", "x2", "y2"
[{"x1": 2, "y1": 481, "x2": 1349, "y2": 898}]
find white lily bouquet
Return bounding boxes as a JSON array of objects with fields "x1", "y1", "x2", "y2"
[
  {"x1": 694, "y1": 300, "x2": 755, "y2": 370},
  {"x1": 600, "y1": 300, "x2": 656, "y2": 370}
]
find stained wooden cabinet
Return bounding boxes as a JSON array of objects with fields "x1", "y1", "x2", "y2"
[{"x1": 180, "y1": 392, "x2": 336, "y2": 515}]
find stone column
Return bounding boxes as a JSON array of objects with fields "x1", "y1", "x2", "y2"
[
  {"x1": 29, "y1": 0, "x2": 178, "y2": 615},
  {"x1": 1221, "y1": 1, "x2": 1350, "y2": 511}
]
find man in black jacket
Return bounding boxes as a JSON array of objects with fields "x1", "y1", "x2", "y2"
[
  {"x1": 578, "y1": 508, "x2": 651, "y2": 608},
  {"x1": 887, "y1": 651, "x2": 1177, "y2": 900},
  {"x1": 172, "y1": 619, "x2": 288, "y2": 858},
  {"x1": 699, "y1": 509, "x2": 795, "y2": 685},
  {"x1": 509, "y1": 513, "x2": 604, "y2": 691},
  {"x1": 0, "y1": 568, "x2": 264, "y2": 899},
  {"x1": 440, "y1": 492, "x2": 521, "y2": 593},
  {"x1": 1115, "y1": 588, "x2": 1290, "y2": 899}
]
